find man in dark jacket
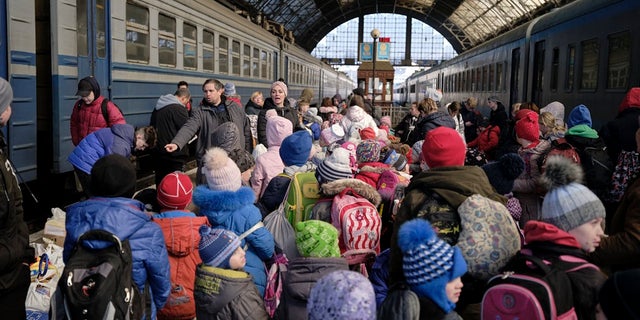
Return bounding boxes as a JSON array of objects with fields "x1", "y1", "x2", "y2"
[
  {"x1": 150, "y1": 88, "x2": 191, "y2": 185},
  {"x1": 165, "y1": 79, "x2": 252, "y2": 184},
  {"x1": 0, "y1": 77, "x2": 35, "y2": 318}
]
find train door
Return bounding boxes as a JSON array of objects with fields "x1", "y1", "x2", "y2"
[
  {"x1": 76, "y1": 0, "x2": 110, "y2": 96},
  {"x1": 531, "y1": 41, "x2": 545, "y2": 105},
  {"x1": 0, "y1": 0, "x2": 6, "y2": 78},
  {"x1": 509, "y1": 48, "x2": 521, "y2": 111}
]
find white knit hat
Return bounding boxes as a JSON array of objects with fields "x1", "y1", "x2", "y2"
[{"x1": 202, "y1": 147, "x2": 242, "y2": 191}]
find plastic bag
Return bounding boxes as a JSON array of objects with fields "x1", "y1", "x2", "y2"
[
  {"x1": 264, "y1": 204, "x2": 299, "y2": 260},
  {"x1": 25, "y1": 243, "x2": 65, "y2": 312}
]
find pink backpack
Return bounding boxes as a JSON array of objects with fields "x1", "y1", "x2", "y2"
[
  {"x1": 331, "y1": 187, "x2": 381, "y2": 275},
  {"x1": 263, "y1": 253, "x2": 288, "y2": 318}
]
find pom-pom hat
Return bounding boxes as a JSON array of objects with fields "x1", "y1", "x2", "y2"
[
  {"x1": 540, "y1": 156, "x2": 605, "y2": 231},
  {"x1": 198, "y1": 226, "x2": 241, "y2": 268},
  {"x1": 307, "y1": 270, "x2": 376, "y2": 320},
  {"x1": 157, "y1": 172, "x2": 193, "y2": 210},
  {"x1": 202, "y1": 147, "x2": 242, "y2": 191},
  {"x1": 398, "y1": 219, "x2": 467, "y2": 313},
  {"x1": 482, "y1": 153, "x2": 525, "y2": 195}
]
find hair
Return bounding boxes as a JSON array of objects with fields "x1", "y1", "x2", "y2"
[
  {"x1": 202, "y1": 79, "x2": 223, "y2": 91},
  {"x1": 466, "y1": 97, "x2": 478, "y2": 108},
  {"x1": 297, "y1": 100, "x2": 310, "y2": 107},
  {"x1": 250, "y1": 91, "x2": 263, "y2": 100},
  {"x1": 177, "y1": 80, "x2": 189, "y2": 88},
  {"x1": 448, "y1": 101, "x2": 462, "y2": 115},
  {"x1": 420, "y1": 98, "x2": 438, "y2": 115},
  {"x1": 174, "y1": 87, "x2": 191, "y2": 99},
  {"x1": 349, "y1": 95, "x2": 365, "y2": 109},
  {"x1": 321, "y1": 97, "x2": 332, "y2": 107},
  {"x1": 520, "y1": 101, "x2": 540, "y2": 114},
  {"x1": 511, "y1": 102, "x2": 522, "y2": 118},
  {"x1": 539, "y1": 111, "x2": 566, "y2": 136},
  {"x1": 136, "y1": 126, "x2": 158, "y2": 149}
]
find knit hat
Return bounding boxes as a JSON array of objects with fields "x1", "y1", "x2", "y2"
[
  {"x1": 75, "y1": 76, "x2": 100, "y2": 97},
  {"x1": 319, "y1": 124, "x2": 345, "y2": 147},
  {"x1": 210, "y1": 122, "x2": 241, "y2": 152},
  {"x1": 567, "y1": 104, "x2": 592, "y2": 128},
  {"x1": 380, "y1": 116, "x2": 392, "y2": 128},
  {"x1": 228, "y1": 148, "x2": 255, "y2": 172},
  {"x1": 514, "y1": 109, "x2": 540, "y2": 142},
  {"x1": 541, "y1": 101, "x2": 565, "y2": 127},
  {"x1": 316, "y1": 147, "x2": 354, "y2": 184},
  {"x1": 598, "y1": 268, "x2": 640, "y2": 320},
  {"x1": 271, "y1": 81, "x2": 288, "y2": 97},
  {"x1": 359, "y1": 127, "x2": 376, "y2": 140},
  {"x1": 295, "y1": 220, "x2": 340, "y2": 258},
  {"x1": 482, "y1": 153, "x2": 525, "y2": 195},
  {"x1": 356, "y1": 139, "x2": 381, "y2": 163},
  {"x1": 224, "y1": 82, "x2": 236, "y2": 96},
  {"x1": 0, "y1": 78, "x2": 13, "y2": 116},
  {"x1": 307, "y1": 270, "x2": 376, "y2": 320},
  {"x1": 157, "y1": 172, "x2": 193, "y2": 210},
  {"x1": 279, "y1": 131, "x2": 312, "y2": 166},
  {"x1": 398, "y1": 219, "x2": 468, "y2": 313},
  {"x1": 198, "y1": 225, "x2": 241, "y2": 268},
  {"x1": 90, "y1": 154, "x2": 137, "y2": 198},
  {"x1": 540, "y1": 156, "x2": 605, "y2": 232},
  {"x1": 202, "y1": 147, "x2": 242, "y2": 191},
  {"x1": 422, "y1": 127, "x2": 466, "y2": 168},
  {"x1": 347, "y1": 106, "x2": 366, "y2": 122}
]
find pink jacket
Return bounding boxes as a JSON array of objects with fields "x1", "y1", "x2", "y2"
[{"x1": 251, "y1": 115, "x2": 292, "y2": 198}]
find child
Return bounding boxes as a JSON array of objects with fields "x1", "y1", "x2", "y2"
[
  {"x1": 307, "y1": 270, "x2": 376, "y2": 320},
  {"x1": 194, "y1": 226, "x2": 268, "y2": 320},
  {"x1": 251, "y1": 114, "x2": 293, "y2": 198},
  {"x1": 153, "y1": 172, "x2": 209, "y2": 320},
  {"x1": 354, "y1": 139, "x2": 389, "y2": 189},
  {"x1": 194, "y1": 147, "x2": 275, "y2": 296},
  {"x1": 397, "y1": 218, "x2": 467, "y2": 319}
]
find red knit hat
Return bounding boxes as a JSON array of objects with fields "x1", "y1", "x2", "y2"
[
  {"x1": 157, "y1": 172, "x2": 193, "y2": 210},
  {"x1": 359, "y1": 127, "x2": 376, "y2": 140},
  {"x1": 514, "y1": 109, "x2": 540, "y2": 143},
  {"x1": 422, "y1": 127, "x2": 466, "y2": 168}
]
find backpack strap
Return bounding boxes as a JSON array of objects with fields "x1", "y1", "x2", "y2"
[
  {"x1": 101, "y1": 98, "x2": 110, "y2": 126},
  {"x1": 238, "y1": 221, "x2": 264, "y2": 241}
]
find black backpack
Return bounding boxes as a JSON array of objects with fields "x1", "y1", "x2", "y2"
[
  {"x1": 580, "y1": 146, "x2": 613, "y2": 200},
  {"x1": 75, "y1": 98, "x2": 123, "y2": 126},
  {"x1": 59, "y1": 229, "x2": 142, "y2": 319}
]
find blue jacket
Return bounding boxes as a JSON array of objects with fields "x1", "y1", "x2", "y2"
[
  {"x1": 193, "y1": 185, "x2": 275, "y2": 296},
  {"x1": 63, "y1": 197, "x2": 171, "y2": 319},
  {"x1": 68, "y1": 124, "x2": 135, "y2": 174}
]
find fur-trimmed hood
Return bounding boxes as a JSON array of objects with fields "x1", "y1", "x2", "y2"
[
  {"x1": 193, "y1": 185, "x2": 256, "y2": 222},
  {"x1": 319, "y1": 178, "x2": 381, "y2": 206}
]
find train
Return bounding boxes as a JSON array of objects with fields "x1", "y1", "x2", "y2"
[
  {"x1": 395, "y1": 0, "x2": 640, "y2": 129},
  {"x1": 0, "y1": 0, "x2": 354, "y2": 221}
]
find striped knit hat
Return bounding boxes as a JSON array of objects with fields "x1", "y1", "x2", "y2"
[
  {"x1": 316, "y1": 147, "x2": 354, "y2": 184},
  {"x1": 397, "y1": 219, "x2": 467, "y2": 313},
  {"x1": 198, "y1": 226, "x2": 241, "y2": 268}
]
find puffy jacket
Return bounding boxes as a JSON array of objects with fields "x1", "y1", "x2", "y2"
[
  {"x1": 154, "y1": 211, "x2": 210, "y2": 320},
  {"x1": 150, "y1": 94, "x2": 189, "y2": 159},
  {"x1": 193, "y1": 185, "x2": 275, "y2": 296},
  {"x1": 257, "y1": 97, "x2": 298, "y2": 147},
  {"x1": 63, "y1": 197, "x2": 171, "y2": 319},
  {"x1": 67, "y1": 124, "x2": 135, "y2": 174},
  {"x1": 251, "y1": 115, "x2": 292, "y2": 198}
]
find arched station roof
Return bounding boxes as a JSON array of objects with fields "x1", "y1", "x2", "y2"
[{"x1": 219, "y1": 0, "x2": 575, "y2": 53}]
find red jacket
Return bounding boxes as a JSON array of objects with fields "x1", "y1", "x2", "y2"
[
  {"x1": 70, "y1": 96, "x2": 126, "y2": 145},
  {"x1": 467, "y1": 125, "x2": 500, "y2": 153}
]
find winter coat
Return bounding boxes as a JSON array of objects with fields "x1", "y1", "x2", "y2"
[
  {"x1": 276, "y1": 257, "x2": 349, "y2": 320},
  {"x1": 370, "y1": 249, "x2": 391, "y2": 306},
  {"x1": 312, "y1": 178, "x2": 382, "y2": 223},
  {"x1": 513, "y1": 139, "x2": 551, "y2": 227},
  {"x1": 394, "y1": 113, "x2": 420, "y2": 145},
  {"x1": 245, "y1": 99, "x2": 263, "y2": 116},
  {"x1": 461, "y1": 107, "x2": 483, "y2": 142},
  {"x1": 600, "y1": 87, "x2": 640, "y2": 161},
  {"x1": 467, "y1": 125, "x2": 501, "y2": 158},
  {"x1": 153, "y1": 211, "x2": 210, "y2": 320},
  {"x1": 64, "y1": 197, "x2": 172, "y2": 319},
  {"x1": 0, "y1": 131, "x2": 34, "y2": 292},
  {"x1": 591, "y1": 176, "x2": 640, "y2": 271},
  {"x1": 251, "y1": 116, "x2": 291, "y2": 198},
  {"x1": 193, "y1": 185, "x2": 275, "y2": 296},
  {"x1": 420, "y1": 111, "x2": 456, "y2": 138},
  {"x1": 257, "y1": 97, "x2": 298, "y2": 147},
  {"x1": 341, "y1": 106, "x2": 379, "y2": 139},
  {"x1": 354, "y1": 162, "x2": 390, "y2": 189},
  {"x1": 67, "y1": 124, "x2": 135, "y2": 174},
  {"x1": 150, "y1": 94, "x2": 190, "y2": 159},
  {"x1": 194, "y1": 265, "x2": 268, "y2": 320},
  {"x1": 522, "y1": 221, "x2": 607, "y2": 320},
  {"x1": 319, "y1": 105, "x2": 339, "y2": 122},
  {"x1": 70, "y1": 77, "x2": 126, "y2": 145}
]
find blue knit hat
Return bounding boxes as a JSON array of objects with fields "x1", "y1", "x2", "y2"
[
  {"x1": 198, "y1": 226, "x2": 241, "y2": 268},
  {"x1": 279, "y1": 130, "x2": 312, "y2": 166},
  {"x1": 567, "y1": 104, "x2": 592, "y2": 128},
  {"x1": 398, "y1": 219, "x2": 467, "y2": 313}
]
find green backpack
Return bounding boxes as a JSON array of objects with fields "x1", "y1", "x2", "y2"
[{"x1": 281, "y1": 172, "x2": 320, "y2": 225}]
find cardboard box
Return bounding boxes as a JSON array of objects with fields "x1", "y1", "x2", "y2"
[{"x1": 43, "y1": 218, "x2": 65, "y2": 246}]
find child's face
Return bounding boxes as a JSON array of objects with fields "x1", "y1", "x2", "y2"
[
  {"x1": 568, "y1": 217, "x2": 604, "y2": 253},
  {"x1": 228, "y1": 247, "x2": 246, "y2": 270},
  {"x1": 135, "y1": 133, "x2": 148, "y2": 150},
  {"x1": 445, "y1": 277, "x2": 463, "y2": 303},
  {"x1": 299, "y1": 104, "x2": 309, "y2": 113}
]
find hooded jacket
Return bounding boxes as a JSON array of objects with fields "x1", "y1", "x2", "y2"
[
  {"x1": 251, "y1": 115, "x2": 292, "y2": 198},
  {"x1": 67, "y1": 124, "x2": 135, "y2": 174},
  {"x1": 194, "y1": 265, "x2": 268, "y2": 320},
  {"x1": 193, "y1": 185, "x2": 275, "y2": 296},
  {"x1": 150, "y1": 94, "x2": 189, "y2": 159},
  {"x1": 514, "y1": 139, "x2": 551, "y2": 227},
  {"x1": 63, "y1": 197, "x2": 171, "y2": 319},
  {"x1": 340, "y1": 105, "x2": 379, "y2": 139},
  {"x1": 245, "y1": 99, "x2": 262, "y2": 116},
  {"x1": 257, "y1": 97, "x2": 298, "y2": 147},
  {"x1": 419, "y1": 111, "x2": 457, "y2": 140},
  {"x1": 600, "y1": 88, "x2": 640, "y2": 160},
  {"x1": 70, "y1": 77, "x2": 126, "y2": 146}
]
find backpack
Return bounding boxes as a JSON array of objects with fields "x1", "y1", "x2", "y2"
[
  {"x1": 59, "y1": 229, "x2": 142, "y2": 319},
  {"x1": 75, "y1": 98, "x2": 123, "y2": 126},
  {"x1": 264, "y1": 253, "x2": 289, "y2": 318},
  {"x1": 481, "y1": 252, "x2": 596, "y2": 320},
  {"x1": 538, "y1": 138, "x2": 581, "y2": 171},
  {"x1": 580, "y1": 146, "x2": 613, "y2": 199},
  {"x1": 415, "y1": 191, "x2": 460, "y2": 246},
  {"x1": 282, "y1": 172, "x2": 320, "y2": 226},
  {"x1": 331, "y1": 187, "x2": 381, "y2": 275}
]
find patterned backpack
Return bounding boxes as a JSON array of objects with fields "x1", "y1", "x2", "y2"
[{"x1": 263, "y1": 253, "x2": 289, "y2": 318}]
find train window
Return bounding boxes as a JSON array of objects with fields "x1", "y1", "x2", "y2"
[
  {"x1": 219, "y1": 36, "x2": 229, "y2": 74},
  {"x1": 243, "y1": 44, "x2": 251, "y2": 76},
  {"x1": 203, "y1": 30, "x2": 214, "y2": 72},
  {"x1": 496, "y1": 62, "x2": 504, "y2": 92},
  {"x1": 607, "y1": 31, "x2": 630, "y2": 90},
  {"x1": 565, "y1": 45, "x2": 575, "y2": 92},
  {"x1": 410, "y1": 84, "x2": 416, "y2": 94},
  {"x1": 580, "y1": 39, "x2": 599, "y2": 90},
  {"x1": 158, "y1": 14, "x2": 176, "y2": 67},
  {"x1": 77, "y1": 0, "x2": 88, "y2": 57},
  {"x1": 183, "y1": 23, "x2": 196, "y2": 70},
  {"x1": 461, "y1": 72, "x2": 466, "y2": 93},
  {"x1": 125, "y1": 3, "x2": 149, "y2": 63},
  {"x1": 482, "y1": 66, "x2": 488, "y2": 92},
  {"x1": 252, "y1": 48, "x2": 260, "y2": 77},
  {"x1": 96, "y1": 0, "x2": 106, "y2": 58},
  {"x1": 551, "y1": 48, "x2": 559, "y2": 92},
  {"x1": 232, "y1": 40, "x2": 241, "y2": 75},
  {"x1": 488, "y1": 64, "x2": 494, "y2": 92},
  {"x1": 475, "y1": 68, "x2": 481, "y2": 92},
  {"x1": 261, "y1": 50, "x2": 268, "y2": 79}
]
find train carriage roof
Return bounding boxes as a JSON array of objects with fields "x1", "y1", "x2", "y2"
[{"x1": 217, "y1": 0, "x2": 576, "y2": 53}]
